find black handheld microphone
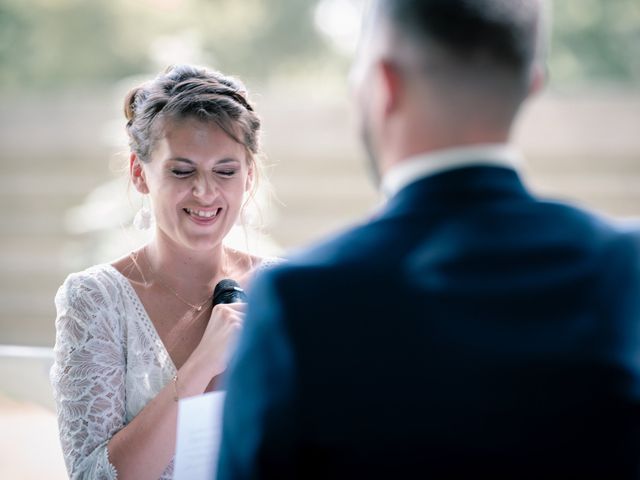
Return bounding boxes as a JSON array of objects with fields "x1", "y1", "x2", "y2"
[{"x1": 212, "y1": 279, "x2": 248, "y2": 306}]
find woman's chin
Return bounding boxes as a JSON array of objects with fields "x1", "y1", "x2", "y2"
[
  {"x1": 183, "y1": 230, "x2": 230, "y2": 252},
  {"x1": 154, "y1": 222, "x2": 232, "y2": 252}
]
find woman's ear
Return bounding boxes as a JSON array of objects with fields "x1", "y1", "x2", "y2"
[
  {"x1": 130, "y1": 153, "x2": 149, "y2": 194},
  {"x1": 245, "y1": 162, "x2": 255, "y2": 193}
]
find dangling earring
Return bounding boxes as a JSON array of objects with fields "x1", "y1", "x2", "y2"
[{"x1": 133, "y1": 195, "x2": 152, "y2": 230}]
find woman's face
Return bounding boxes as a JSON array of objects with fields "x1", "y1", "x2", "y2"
[{"x1": 133, "y1": 117, "x2": 253, "y2": 252}]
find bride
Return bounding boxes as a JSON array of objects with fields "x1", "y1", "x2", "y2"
[{"x1": 50, "y1": 64, "x2": 276, "y2": 480}]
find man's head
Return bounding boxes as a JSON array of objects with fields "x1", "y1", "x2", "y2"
[{"x1": 351, "y1": 0, "x2": 548, "y2": 182}]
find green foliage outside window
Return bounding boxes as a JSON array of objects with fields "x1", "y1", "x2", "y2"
[{"x1": 0, "y1": 0, "x2": 638, "y2": 90}]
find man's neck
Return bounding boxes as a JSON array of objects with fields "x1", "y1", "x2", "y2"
[{"x1": 380, "y1": 109, "x2": 512, "y2": 176}]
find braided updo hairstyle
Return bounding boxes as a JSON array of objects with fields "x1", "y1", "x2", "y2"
[{"x1": 124, "y1": 64, "x2": 261, "y2": 170}]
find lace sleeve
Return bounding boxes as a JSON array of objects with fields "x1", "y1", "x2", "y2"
[{"x1": 50, "y1": 270, "x2": 126, "y2": 480}]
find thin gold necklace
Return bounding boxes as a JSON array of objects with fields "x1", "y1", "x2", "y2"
[{"x1": 140, "y1": 248, "x2": 212, "y2": 313}]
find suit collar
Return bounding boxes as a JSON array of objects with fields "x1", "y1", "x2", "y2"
[
  {"x1": 382, "y1": 144, "x2": 524, "y2": 199},
  {"x1": 379, "y1": 165, "x2": 531, "y2": 219}
]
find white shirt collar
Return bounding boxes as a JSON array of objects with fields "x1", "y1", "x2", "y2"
[{"x1": 381, "y1": 144, "x2": 524, "y2": 199}]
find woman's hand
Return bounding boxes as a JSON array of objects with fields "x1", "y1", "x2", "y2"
[{"x1": 197, "y1": 302, "x2": 246, "y2": 378}]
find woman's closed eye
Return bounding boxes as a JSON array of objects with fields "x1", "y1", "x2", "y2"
[
  {"x1": 171, "y1": 169, "x2": 195, "y2": 177},
  {"x1": 215, "y1": 169, "x2": 237, "y2": 177}
]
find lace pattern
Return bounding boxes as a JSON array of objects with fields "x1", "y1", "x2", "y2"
[
  {"x1": 50, "y1": 258, "x2": 281, "y2": 480},
  {"x1": 51, "y1": 264, "x2": 177, "y2": 479}
]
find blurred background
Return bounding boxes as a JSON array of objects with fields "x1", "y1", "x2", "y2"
[{"x1": 0, "y1": 0, "x2": 639, "y2": 477}]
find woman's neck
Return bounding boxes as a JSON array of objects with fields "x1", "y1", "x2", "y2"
[{"x1": 144, "y1": 235, "x2": 228, "y2": 291}]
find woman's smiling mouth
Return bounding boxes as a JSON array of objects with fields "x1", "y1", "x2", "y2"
[{"x1": 184, "y1": 207, "x2": 222, "y2": 224}]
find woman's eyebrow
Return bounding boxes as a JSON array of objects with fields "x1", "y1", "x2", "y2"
[
  {"x1": 215, "y1": 158, "x2": 241, "y2": 165},
  {"x1": 167, "y1": 157, "x2": 196, "y2": 165}
]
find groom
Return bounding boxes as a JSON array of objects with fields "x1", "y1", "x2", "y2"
[{"x1": 218, "y1": 0, "x2": 640, "y2": 478}]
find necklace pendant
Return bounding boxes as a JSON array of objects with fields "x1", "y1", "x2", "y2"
[{"x1": 196, "y1": 306, "x2": 202, "y2": 312}]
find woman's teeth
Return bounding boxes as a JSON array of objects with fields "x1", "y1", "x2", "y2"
[{"x1": 185, "y1": 208, "x2": 218, "y2": 218}]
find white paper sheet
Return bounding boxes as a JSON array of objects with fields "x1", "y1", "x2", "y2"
[{"x1": 174, "y1": 391, "x2": 226, "y2": 480}]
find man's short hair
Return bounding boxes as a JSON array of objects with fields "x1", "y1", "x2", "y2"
[{"x1": 377, "y1": 0, "x2": 543, "y2": 81}]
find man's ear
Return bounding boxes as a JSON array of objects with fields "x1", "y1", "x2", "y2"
[
  {"x1": 379, "y1": 59, "x2": 404, "y2": 117},
  {"x1": 130, "y1": 153, "x2": 149, "y2": 194},
  {"x1": 528, "y1": 62, "x2": 547, "y2": 98}
]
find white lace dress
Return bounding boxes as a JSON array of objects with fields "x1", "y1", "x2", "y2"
[{"x1": 50, "y1": 260, "x2": 278, "y2": 480}]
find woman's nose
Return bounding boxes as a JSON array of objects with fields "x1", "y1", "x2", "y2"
[{"x1": 192, "y1": 174, "x2": 217, "y2": 200}]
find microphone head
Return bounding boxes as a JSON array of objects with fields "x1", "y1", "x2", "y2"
[{"x1": 212, "y1": 278, "x2": 248, "y2": 305}]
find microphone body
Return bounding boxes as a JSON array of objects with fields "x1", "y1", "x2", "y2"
[{"x1": 212, "y1": 279, "x2": 247, "y2": 306}]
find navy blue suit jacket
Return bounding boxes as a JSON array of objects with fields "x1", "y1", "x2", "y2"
[{"x1": 218, "y1": 166, "x2": 640, "y2": 479}]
